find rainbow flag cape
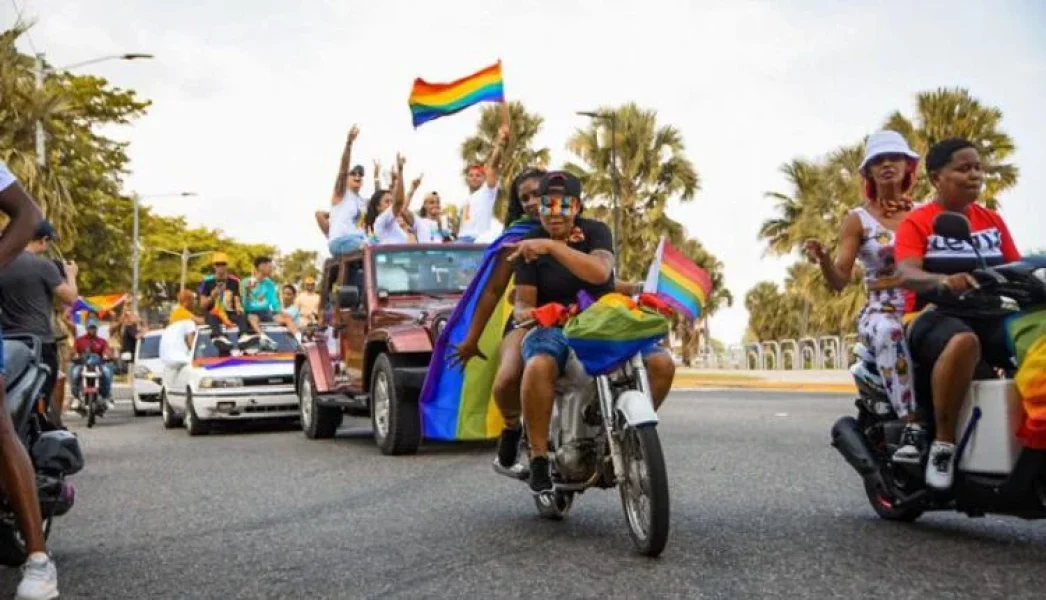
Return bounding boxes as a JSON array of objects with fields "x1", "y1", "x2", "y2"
[
  {"x1": 69, "y1": 293, "x2": 128, "y2": 325},
  {"x1": 1008, "y1": 309, "x2": 1046, "y2": 449},
  {"x1": 408, "y1": 61, "x2": 505, "y2": 129},
  {"x1": 643, "y1": 237, "x2": 712, "y2": 322},
  {"x1": 418, "y1": 218, "x2": 539, "y2": 441},
  {"x1": 193, "y1": 353, "x2": 296, "y2": 369},
  {"x1": 564, "y1": 293, "x2": 670, "y2": 376}
]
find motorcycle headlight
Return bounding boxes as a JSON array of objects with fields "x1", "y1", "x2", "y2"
[{"x1": 199, "y1": 377, "x2": 243, "y2": 389}]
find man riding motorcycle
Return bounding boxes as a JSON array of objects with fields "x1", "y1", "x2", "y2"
[
  {"x1": 895, "y1": 137, "x2": 1023, "y2": 491},
  {"x1": 0, "y1": 160, "x2": 59, "y2": 600},
  {"x1": 70, "y1": 319, "x2": 115, "y2": 407},
  {"x1": 507, "y1": 171, "x2": 675, "y2": 495}
]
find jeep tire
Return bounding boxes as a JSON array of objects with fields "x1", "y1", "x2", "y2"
[
  {"x1": 299, "y1": 363, "x2": 342, "y2": 439},
  {"x1": 370, "y1": 353, "x2": 421, "y2": 456}
]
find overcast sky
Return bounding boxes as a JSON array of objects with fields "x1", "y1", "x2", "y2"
[{"x1": 6, "y1": 0, "x2": 1045, "y2": 343}]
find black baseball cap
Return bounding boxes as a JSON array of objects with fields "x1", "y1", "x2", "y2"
[
  {"x1": 539, "y1": 171, "x2": 582, "y2": 198},
  {"x1": 349, "y1": 165, "x2": 365, "y2": 176},
  {"x1": 34, "y1": 219, "x2": 58, "y2": 241}
]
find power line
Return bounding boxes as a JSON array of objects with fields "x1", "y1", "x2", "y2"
[{"x1": 9, "y1": 0, "x2": 40, "y2": 55}]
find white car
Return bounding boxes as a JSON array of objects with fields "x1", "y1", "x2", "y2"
[
  {"x1": 160, "y1": 325, "x2": 299, "y2": 435},
  {"x1": 131, "y1": 330, "x2": 164, "y2": 416}
]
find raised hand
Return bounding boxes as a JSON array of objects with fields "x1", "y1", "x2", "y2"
[
  {"x1": 412, "y1": 173, "x2": 423, "y2": 189},
  {"x1": 348, "y1": 125, "x2": 359, "y2": 144},
  {"x1": 396, "y1": 152, "x2": 406, "y2": 173},
  {"x1": 803, "y1": 239, "x2": 826, "y2": 263}
]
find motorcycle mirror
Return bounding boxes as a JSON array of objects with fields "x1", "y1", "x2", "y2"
[
  {"x1": 932, "y1": 212, "x2": 987, "y2": 270},
  {"x1": 932, "y1": 212, "x2": 973, "y2": 243}
]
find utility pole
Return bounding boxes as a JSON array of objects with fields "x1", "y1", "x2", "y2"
[{"x1": 157, "y1": 246, "x2": 212, "y2": 293}]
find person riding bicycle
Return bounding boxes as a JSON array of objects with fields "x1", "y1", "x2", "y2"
[
  {"x1": 0, "y1": 160, "x2": 61, "y2": 599},
  {"x1": 895, "y1": 138, "x2": 1023, "y2": 491},
  {"x1": 70, "y1": 318, "x2": 115, "y2": 406},
  {"x1": 508, "y1": 171, "x2": 675, "y2": 495}
]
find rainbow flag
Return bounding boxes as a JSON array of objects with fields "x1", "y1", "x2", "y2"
[
  {"x1": 565, "y1": 293, "x2": 670, "y2": 376},
  {"x1": 418, "y1": 218, "x2": 539, "y2": 441},
  {"x1": 643, "y1": 237, "x2": 712, "y2": 322},
  {"x1": 408, "y1": 61, "x2": 505, "y2": 129},
  {"x1": 69, "y1": 293, "x2": 128, "y2": 325},
  {"x1": 1008, "y1": 309, "x2": 1046, "y2": 449},
  {"x1": 193, "y1": 353, "x2": 296, "y2": 369}
]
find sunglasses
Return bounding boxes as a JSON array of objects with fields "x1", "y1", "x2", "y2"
[{"x1": 539, "y1": 195, "x2": 580, "y2": 216}]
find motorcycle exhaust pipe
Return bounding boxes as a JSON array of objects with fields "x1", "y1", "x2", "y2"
[{"x1": 831, "y1": 416, "x2": 879, "y2": 477}]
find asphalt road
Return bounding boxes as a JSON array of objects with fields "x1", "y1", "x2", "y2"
[{"x1": 2, "y1": 389, "x2": 1044, "y2": 599}]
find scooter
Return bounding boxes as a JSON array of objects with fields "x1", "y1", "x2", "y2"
[
  {"x1": 832, "y1": 212, "x2": 1046, "y2": 522},
  {"x1": 0, "y1": 334, "x2": 84, "y2": 566}
]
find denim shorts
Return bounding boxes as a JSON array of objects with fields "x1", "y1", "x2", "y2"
[
  {"x1": 329, "y1": 233, "x2": 365, "y2": 256},
  {"x1": 522, "y1": 327, "x2": 671, "y2": 374}
]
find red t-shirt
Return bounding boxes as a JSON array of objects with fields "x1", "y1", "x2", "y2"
[
  {"x1": 894, "y1": 202, "x2": 1022, "y2": 312},
  {"x1": 74, "y1": 335, "x2": 110, "y2": 356}
]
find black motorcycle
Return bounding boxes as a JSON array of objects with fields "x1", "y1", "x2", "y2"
[
  {"x1": 0, "y1": 334, "x2": 84, "y2": 566},
  {"x1": 832, "y1": 212, "x2": 1046, "y2": 522}
]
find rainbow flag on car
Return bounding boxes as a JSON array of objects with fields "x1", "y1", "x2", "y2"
[
  {"x1": 408, "y1": 61, "x2": 505, "y2": 128},
  {"x1": 418, "y1": 218, "x2": 539, "y2": 441},
  {"x1": 564, "y1": 293, "x2": 670, "y2": 376},
  {"x1": 642, "y1": 237, "x2": 712, "y2": 322}
]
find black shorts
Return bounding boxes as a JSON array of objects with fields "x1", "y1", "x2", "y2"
[{"x1": 907, "y1": 310, "x2": 1013, "y2": 371}]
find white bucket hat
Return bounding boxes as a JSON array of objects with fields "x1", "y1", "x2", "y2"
[{"x1": 859, "y1": 130, "x2": 920, "y2": 174}]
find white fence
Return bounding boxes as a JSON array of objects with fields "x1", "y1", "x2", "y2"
[{"x1": 697, "y1": 334, "x2": 859, "y2": 371}]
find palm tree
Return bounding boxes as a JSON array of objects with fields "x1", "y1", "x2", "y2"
[
  {"x1": 759, "y1": 159, "x2": 822, "y2": 256},
  {"x1": 460, "y1": 101, "x2": 550, "y2": 221},
  {"x1": 883, "y1": 87, "x2": 1017, "y2": 209},
  {"x1": 565, "y1": 102, "x2": 700, "y2": 283},
  {"x1": 0, "y1": 25, "x2": 73, "y2": 228}
]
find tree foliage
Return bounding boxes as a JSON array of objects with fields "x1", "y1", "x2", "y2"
[
  {"x1": 278, "y1": 249, "x2": 320, "y2": 286},
  {"x1": 0, "y1": 25, "x2": 309, "y2": 310}
]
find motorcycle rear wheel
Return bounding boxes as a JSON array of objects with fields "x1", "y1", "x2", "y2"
[{"x1": 619, "y1": 423, "x2": 670, "y2": 557}]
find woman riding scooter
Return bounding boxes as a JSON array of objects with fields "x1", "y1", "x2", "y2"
[{"x1": 895, "y1": 137, "x2": 1023, "y2": 490}]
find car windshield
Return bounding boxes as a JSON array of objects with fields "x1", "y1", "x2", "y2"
[
  {"x1": 193, "y1": 330, "x2": 297, "y2": 359},
  {"x1": 373, "y1": 247, "x2": 486, "y2": 294},
  {"x1": 138, "y1": 336, "x2": 161, "y2": 360}
]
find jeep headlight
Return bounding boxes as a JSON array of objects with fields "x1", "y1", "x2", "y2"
[
  {"x1": 434, "y1": 318, "x2": 447, "y2": 339},
  {"x1": 199, "y1": 377, "x2": 243, "y2": 389}
]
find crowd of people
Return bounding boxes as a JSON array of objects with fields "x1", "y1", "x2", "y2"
[{"x1": 315, "y1": 123, "x2": 509, "y2": 254}]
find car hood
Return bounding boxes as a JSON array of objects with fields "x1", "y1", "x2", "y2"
[{"x1": 190, "y1": 355, "x2": 295, "y2": 378}]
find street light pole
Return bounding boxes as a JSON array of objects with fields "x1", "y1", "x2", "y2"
[
  {"x1": 576, "y1": 110, "x2": 621, "y2": 271},
  {"x1": 157, "y1": 246, "x2": 211, "y2": 292},
  {"x1": 33, "y1": 52, "x2": 154, "y2": 168},
  {"x1": 133, "y1": 192, "x2": 197, "y2": 313}
]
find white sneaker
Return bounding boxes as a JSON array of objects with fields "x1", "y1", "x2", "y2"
[
  {"x1": 892, "y1": 423, "x2": 927, "y2": 465},
  {"x1": 925, "y1": 441, "x2": 957, "y2": 490},
  {"x1": 16, "y1": 552, "x2": 59, "y2": 600}
]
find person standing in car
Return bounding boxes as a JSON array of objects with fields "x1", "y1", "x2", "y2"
[{"x1": 0, "y1": 220, "x2": 79, "y2": 427}]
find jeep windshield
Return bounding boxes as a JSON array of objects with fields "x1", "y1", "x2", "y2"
[
  {"x1": 374, "y1": 247, "x2": 486, "y2": 295},
  {"x1": 193, "y1": 329, "x2": 297, "y2": 359}
]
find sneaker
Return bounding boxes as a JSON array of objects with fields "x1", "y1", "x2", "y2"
[
  {"x1": 16, "y1": 552, "x2": 59, "y2": 600},
  {"x1": 925, "y1": 441, "x2": 957, "y2": 490},
  {"x1": 528, "y1": 456, "x2": 553, "y2": 495},
  {"x1": 213, "y1": 336, "x2": 233, "y2": 354},
  {"x1": 892, "y1": 423, "x2": 928, "y2": 464},
  {"x1": 495, "y1": 425, "x2": 522, "y2": 469},
  {"x1": 260, "y1": 335, "x2": 279, "y2": 352}
]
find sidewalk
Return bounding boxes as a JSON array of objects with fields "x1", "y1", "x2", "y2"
[{"x1": 673, "y1": 368, "x2": 856, "y2": 394}]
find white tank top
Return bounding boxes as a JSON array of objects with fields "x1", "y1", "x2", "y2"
[
  {"x1": 853, "y1": 207, "x2": 905, "y2": 313},
  {"x1": 329, "y1": 190, "x2": 364, "y2": 240}
]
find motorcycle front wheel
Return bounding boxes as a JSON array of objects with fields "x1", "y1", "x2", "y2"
[
  {"x1": 86, "y1": 395, "x2": 96, "y2": 428},
  {"x1": 618, "y1": 423, "x2": 670, "y2": 557}
]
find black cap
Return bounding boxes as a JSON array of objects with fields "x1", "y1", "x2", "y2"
[
  {"x1": 34, "y1": 219, "x2": 58, "y2": 241},
  {"x1": 349, "y1": 165, "x2": 365, "y2": 176},
  {"x1": 539, "y1": 171, "x2": 582, "y2": 198}
]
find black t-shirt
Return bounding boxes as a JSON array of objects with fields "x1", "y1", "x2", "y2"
[
  {"x1": 198, "y1": 275, "x2": 243, "y2": 312},
  {"x1": 514, "y1": 217, "x2": 615, "y2": 307},
  {"x1": 122, "y1": 324, "x2": 139, "y2": 354}
]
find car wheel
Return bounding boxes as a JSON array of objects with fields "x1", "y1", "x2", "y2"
[
  {"x1": 299, "y1": 363, "x2": 341, "y2": 439},
  {"x1": 184, "y1": 392, "x2": 208, "y2": 436},
  {"x1": 370, "y1": 353, "x2": 420, "y2": 456},
  {"x1": 161, "y1": 389, "x2": 182, "y2": 429}
]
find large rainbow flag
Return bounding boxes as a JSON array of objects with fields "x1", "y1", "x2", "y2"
[
  {"x1": 1009, "y1": 309, "x2": 1046, "y2": 449},
  {"x1": 565, "y1": 292, "x2": 670, "y2": 376},
  {"x1": 408, "y1": 61, "x2": 505, "y2": 129},
  {"x1": 642, "y1": 237, "x2": 712, "y2": 322},
  {"x1": 69, "y1": 293, "x2": 128, "y2": 325},
  {"x1": 418, "y1": 219, "x2": 539, "y2": 441}
]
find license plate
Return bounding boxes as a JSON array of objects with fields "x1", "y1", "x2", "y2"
[{"x1": 216, "y1": 401, "x2": 235, "y2": 412}]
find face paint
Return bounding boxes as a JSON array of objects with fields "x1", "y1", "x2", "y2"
[{"x1": 539, "y1": 194, "x2": 580, "y2": 216}]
